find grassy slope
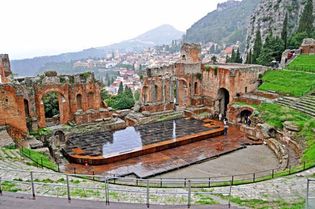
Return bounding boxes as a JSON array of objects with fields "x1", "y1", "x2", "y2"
[
  {"x1": 287, "y1": 55, "x2": 315, "y2": 73},
  {"x1": 258, "y1": 70, "x2": 315, "y2": 97},
  {"x1": 257, "y1": 103, "x2": 315, "y2": 162}
]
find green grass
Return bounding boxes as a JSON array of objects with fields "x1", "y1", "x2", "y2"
[
  {"x1": 258, "y1": 70, "x2": 315, "y2": 97},
  {"x1": 195, "y1": 194, "x2": 219, "y2": 205},
  {"x1": 20, "y1": 148, "x2": 58, "y2": 171},
  {"x1": 227, "y1": 196, "x2": 305, "y2": 209},
  {"x1": 256, "y1": 103, "x2": 315, "y2": 161},
  {"x1": 287, "y1": 55, "x2": 315, "y2": 73},
  {"x1": 1, "y1": 181, "x2": 20, "y2": 192}
]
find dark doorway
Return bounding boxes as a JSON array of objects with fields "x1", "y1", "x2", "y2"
[{"x1": 217, "y1": 88, "x2": 230, "y2": 115}]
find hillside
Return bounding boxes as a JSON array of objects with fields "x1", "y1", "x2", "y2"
[
  {"x1": 246, "y1": 0, "x2": 315, "y2": 52},
  {"x1": 11, "y1": 24, "x2": 183, "y2": 76},
  {"x1": 184, "y1": 0, "x2": 260, "y2": 47}
]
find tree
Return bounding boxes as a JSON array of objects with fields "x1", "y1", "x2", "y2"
[
  {"x1": 298, "y1": 0, "x2": 314, "y2": 35},
  {"x1": 231, "y1": 49, "x2": 236, "y2": 63},
  {"x1": 288, "y1": 32, "x2": 309, "y2": 49},
  {"x1": 211, "y1": 55, "x2": 217, "y2": 63},
  {"x1": 257, "y1": 33, "x2": 284, "y2": 66},
  {"x1": 124, "y1": 85, "x2": 133, "y2": 97},
  {"x1": 101, "y1": 89, "x2": 110, "y2": 101},
  {"x1": 134, "y1": 90, "x2": 140, "y2": 101},
  {"x1": 245, "y1": 49, "x2": 252, "y2": 64},
  {"x1": 235, "y1": 48, "x2": 242, "y2": 63},
  {"x1": 252, "y1": 29, "x2": 262, "y2": 64},
  {"x1": 118, "y1": 82, "x2": 124, "y2": 95},
  {"x1": 43, "y1": 92, "x2": 59, "y2": 118},
  {"x1": 281, "y1": 13, "x2": 288, "y2": 49}
]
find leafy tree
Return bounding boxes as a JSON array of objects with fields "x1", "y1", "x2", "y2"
[
  {"x1": 245, "y1": 49, "x2": 252, "y2": 64},
  {"x1": 101, "y1": 88, "x2": 110, "y2": 101},
  {"x1": 281, "y1": 13, "x2": 288, "y2": 49},
  {"x1": 298, "y1": 0, "x2": 314, "y2": 35},
  {"x1": 288, "y1": 32, "x2": 309, "y2": 49},
  {"x1": 257, "y1": 33, "x2": 284, "y2": 66},
  {"x1": 235, "y1": 48, "x2": 243, "y2": 63},
  {"x1": 211, "y1": 55, "x2": 217, "y2": 63},
  {"x1": 231, "y1": 49, "x2": 236, "y2": 63},
  {"x1": 125, "y1": 85, "x2": 133, "y2": 97},
  {"x1": 134, "y1": 90, "x2": 140, "y2": 101},
  {"x1": 118, "y1": 82, "x2": 124, "y2": 95},
  {"x1": 43, "y1": 92, "x2": 59, "y2": 118},
  {"x1": 252, "y1": 29, "x2": 262, "y2": 64}
]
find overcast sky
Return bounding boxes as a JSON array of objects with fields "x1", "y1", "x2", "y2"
[{"x1": 1, "y1": 0, "x2": 226, "y2": 59}]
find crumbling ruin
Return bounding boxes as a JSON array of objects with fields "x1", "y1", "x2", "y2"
[
  {"x1": 140, "y1": 43, "x2": 267, "y2": 118},
  {"x1": 0, "y1": 67, "x2": 112, "y2": 139}
]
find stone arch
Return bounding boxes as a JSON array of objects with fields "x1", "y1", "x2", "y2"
[
  {"x1": 42, "y1": 91, "x2": 64, "y2": 126},
  {"x1": 217, "y1": 88, "x2": 230, "y2": 115},
  {"x1": 36, "y1": 87, "x2": 69, "y2": 128},
  {"x1": 53, "y1": 130, "x2": 66, "y2": 147},
  {"x1": 238, "y1": 108, "x2": 253, "y2": 124},
  {"x1": 76, "y1": 93, "x2": 83, "y2": 111},
  {"x1": 177, "y1": 78, "x2": 190, "y2": 107}
]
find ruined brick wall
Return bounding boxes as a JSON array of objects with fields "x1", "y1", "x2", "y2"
[
  {"x1": 201, "y1": 65, "x2": 267, "y2": 103},
  {"x1": 0, "y1": 71, "x2": 111, "y2": 132},
  {"x1": 140, "y1": 44, "x2": 267, "y2": 115},
  {"x1": 0, "y1": 54, "x2": 12, "y2": 84},
  {"x1": 180, "y1": 43, "x2": 201, "y2": 63},
  {"x1": 0, "y1": 85, "x2": 28, "y2": 133},
  {"x1": 300, "y1": 38, "x2": 315, "y2": 54}
]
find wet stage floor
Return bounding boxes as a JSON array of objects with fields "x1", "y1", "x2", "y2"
[
  {"x1": 63, "y1": 119, "x2": 223, "y2": 164},
  {"x1": 65, "y1": 122, "x2": 262, "y2": 178}
]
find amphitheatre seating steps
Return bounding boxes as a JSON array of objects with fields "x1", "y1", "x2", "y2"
[{"x1": 276, "y1": 94, "x2": 315, "y2": 117}]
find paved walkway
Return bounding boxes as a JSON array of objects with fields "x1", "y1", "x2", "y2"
[{"x1": 0, "y1": 192, "x2": 242, "y2": 209}]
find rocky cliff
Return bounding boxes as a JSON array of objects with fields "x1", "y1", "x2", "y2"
[{"x1": 246, "y1": 0, "x2": 315, "y2": 52}]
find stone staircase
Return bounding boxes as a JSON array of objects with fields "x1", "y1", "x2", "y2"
[{"x1": 276, "y1": 94, "x2": 315, "y2": 117}]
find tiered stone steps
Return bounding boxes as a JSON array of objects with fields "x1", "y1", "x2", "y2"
[{"x1": 276, "y1": 95, "x2": 315, "y2": 117}]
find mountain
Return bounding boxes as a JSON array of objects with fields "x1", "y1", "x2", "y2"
[
  {"x1": 184, "y1": 0, "x2": 260, "y2": 47},
  {"x1": 245, "y1": 0, "x2": 315, "y2": 52},
  {"x1": 11, "y1": 24, "x2": 183, "y2": 76}
]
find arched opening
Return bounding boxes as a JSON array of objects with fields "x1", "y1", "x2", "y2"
[
  {"x1": 173, "y1": 80, "x2": 178, "y2": 104},
  {"x1": 54, "y1": 130, "x2": 65, "y2": 148},
  {"x1": 42, "y1": 92, "x2": 61, "y2": 126},
  {"x1": 142, "y1": 86, "x2": 148, "y2": 104},
  {"x1": 194, "y1": 82, "x2": 198, "y2": 95},
  {"x1": 152, "y1": 85, "x2": 158, "y2": 102},
  {"x1": 217, "y1": 88, "x2": 230, "y2": 115},
  {"x1": 87, "y1": 92, "x2": 94, "y2": 109},
  {"x1": 24, "y1": 99, "x2": 32, "y2": 131},
  {"x1": 239, "y1": 109, "x2": 252, "y2": 124},
  {"x1": 76, "y1": 94, "x2": 82, "y2": 110}
]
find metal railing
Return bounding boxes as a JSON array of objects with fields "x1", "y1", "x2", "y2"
[
  {"x1": 0, "y1": 168, "x2": 232, "y2": 208},
  {"x1": 306, "y1": 178, "x2": 315, "y2": 209}
]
